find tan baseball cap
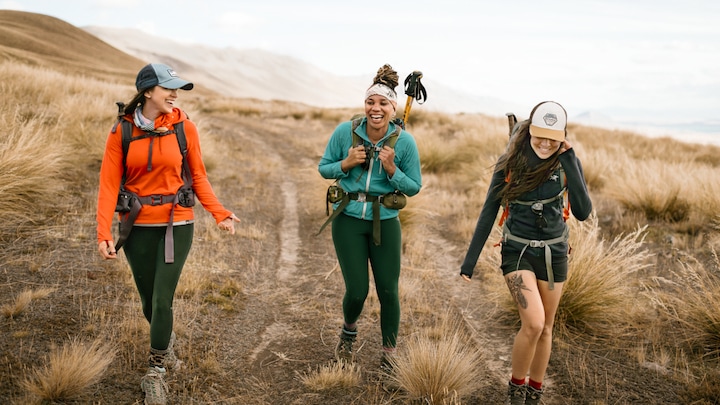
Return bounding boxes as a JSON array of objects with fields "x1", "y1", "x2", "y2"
[{"x1": 529, "y1": 101, "x2": 567, "y2": 141}]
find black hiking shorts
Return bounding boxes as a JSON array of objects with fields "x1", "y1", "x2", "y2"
[{"x1": 500, "y1": 247, "x2": 569, "y2": 284}]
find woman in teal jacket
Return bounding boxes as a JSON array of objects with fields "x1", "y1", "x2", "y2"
[{"x1": 318, "y1": 64, "x2": 422, "y2": 370}]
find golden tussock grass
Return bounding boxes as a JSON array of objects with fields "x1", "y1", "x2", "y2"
[
  {"x1": 0, "y1": 288, "x2": 56, "y2": 318},
  {"x1": 296, "y1": 361, "x2": 362, "y2": 390},
  {"x1": 556, "y1": 215, "x2": 652, "y2": 340},
  {"x1": 388, "y1": 315, "x2": 483, "y2": 404},
  {"x1": 649, "y1": 248, "x2": 720, "y2": 356},
  {"x1": 21, "y1": 337, "x2": 116, "y2": 402}
]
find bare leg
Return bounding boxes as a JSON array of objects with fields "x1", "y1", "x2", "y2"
[
  {"x1": 528, "y1": 280, "x2": 564, "y2": 383},
  {"x1": 506, "y1": 270, "x2": 545, "y2": 381}
]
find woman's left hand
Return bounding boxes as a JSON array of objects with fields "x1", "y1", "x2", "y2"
[
  {"x1": 218, "y1": 214, "x2": 241, "y2": 235},
  {"x1": 559, "y1": 139, "x2": 573, "y2": 154},
  {"x1": 378, "y1": 146, "x2": 396, "y2": 177}
]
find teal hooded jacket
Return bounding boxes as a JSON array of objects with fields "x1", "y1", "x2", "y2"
[{"x1": 318, "y1": 118, "x2": 422, "y2": 221}]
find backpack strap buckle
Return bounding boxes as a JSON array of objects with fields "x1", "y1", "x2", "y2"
[
  {"x1": 150, "y1": 195, "x2": 164, "y2": 205},
  {"x1": 529, "y1": 240, "x2": 546, "y2": 248}
]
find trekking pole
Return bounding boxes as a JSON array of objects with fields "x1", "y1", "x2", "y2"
[{"x1": 401, "y1": 71, "x2": 427, "y2": 127}]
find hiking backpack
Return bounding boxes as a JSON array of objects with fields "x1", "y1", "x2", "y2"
[{"x1": 110, "y1": 102, "x2": 194, "y2": 256}]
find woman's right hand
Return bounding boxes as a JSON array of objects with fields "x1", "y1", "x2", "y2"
[
  {"x1": 98, "y1": 240, "x2": 117, "y2": 260},
  {"x1": 341, "y1": 145, "x2": 367, "y2": 172}
]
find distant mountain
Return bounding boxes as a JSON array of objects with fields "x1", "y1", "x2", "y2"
[
  {"x1": 0, "y1": 10, "x2": 144, "y2": 82},
  {"x1": 83, "y1": 26, "x2": 522, "y2": 116}
]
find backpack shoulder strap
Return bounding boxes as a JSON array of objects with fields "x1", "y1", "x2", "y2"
[
  {"x1": 174, "y1": 121, "x2": 187, "y2": 156},
  {"x1": 118, "y1": 119, "x2": 133, "y2": 186},
  {"x1": 174, "y1": 121, "x2": 192, "y2": 187},
  {"x1": 385, "y1": 124, "x2": 402, "y2": 149},
  {"x1": 351, "y1": 117, "x2": 363, "y2": 147}
]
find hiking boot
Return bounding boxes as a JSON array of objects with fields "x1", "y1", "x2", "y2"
[
  {"x1": 525, "y1": 385, "x2": 543, "y2": 405},
  {"x1": 506, "y1": 381, "x2": 526, "y2": 405},
  {"x1": 163, "y1": 331, "x2": 183, "y2": 371},
  {"x1": 334, "y1": 327, "x2": 357, "y2": 364},
  {"x1": 379, "y1": 351, "x2": 400, "y2": 392},
  {"x1": 380, "y1": 351, "x2": 395, "y2": 374},
  {"x1": 140, "y1": 366, "x2": 168, "y2": 405}
]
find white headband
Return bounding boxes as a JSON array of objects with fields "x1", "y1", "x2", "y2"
[{"x1": 365, "y1": 83, "x2": 397, "y2": 105}]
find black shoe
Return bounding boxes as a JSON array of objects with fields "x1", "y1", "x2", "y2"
[{"x1": 334, "y1": 327, "x2": 357, "y2": 364}]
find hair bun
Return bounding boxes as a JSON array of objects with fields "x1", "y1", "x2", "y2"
[{"x1": 373, "y1": 64, "x2": 399, "y2": 90}]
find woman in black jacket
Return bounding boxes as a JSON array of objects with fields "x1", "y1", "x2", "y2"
[{"x1": 460, "y1": 101, "x2": 592, "y2": 405}]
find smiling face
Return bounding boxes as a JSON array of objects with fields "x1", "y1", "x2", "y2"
[
  {"x1": 530, "y1": 135, "x2": 562, "y2": 159},
  {"x1": 143, "y1": 86, "x2": 178, "y2": 119},
  {"x1": 364, "y1": 95, "x2": 395, "y2": 135}
]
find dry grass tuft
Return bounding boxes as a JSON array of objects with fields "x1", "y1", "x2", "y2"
[
  {"x1": 296, "y1": 361, "x2": 361, "y2": 390},
  {"x1": 555, "y1": 215, "x2": 652, "y2": 340},
  {"x1": 650, "y1": 248, "x2": 720, "y2": 356},
  {"x1": 21, "y1": 337, "x2": 116, "y2": 401},
  {"x1": 388, "y1": 317, "x2": 482, "y2": 403},
  {"x1": 1, "y1": 288, "x2": 56, "y2": 318}
]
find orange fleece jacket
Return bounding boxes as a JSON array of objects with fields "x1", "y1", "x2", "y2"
[{"x1": 96, "y1": 108, "x2": 232, "y2": 243}]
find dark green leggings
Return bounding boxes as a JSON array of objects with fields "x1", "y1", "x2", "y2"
[
  {"x1": 332, "y1": 213, "x2": 402, "y2": 348},
  {"x1": 123, "y1": 224, "x2": 193, "y2": 350}
]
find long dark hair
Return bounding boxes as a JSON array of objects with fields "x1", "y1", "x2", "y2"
[
  {"x1": 122, "y1": 89, "x2": 151, "y2": 115},
  {"x1": 495, "y1": 120, "x2": 562, "y2": 203}
]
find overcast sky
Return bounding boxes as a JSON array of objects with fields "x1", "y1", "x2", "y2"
[{"x1": 4, "y1": 0, "x2": 719, "y2": 126}]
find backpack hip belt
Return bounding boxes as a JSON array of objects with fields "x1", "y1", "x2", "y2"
[
  {"x1": 501, "y1": 223, "x2": 569, "y2": 290},
  {"x1": 317, "y1": 190, "x2": 405, "y2": 246},
  {"x1": 115, "y1": 189, "x2": 189, "y2": 264}
]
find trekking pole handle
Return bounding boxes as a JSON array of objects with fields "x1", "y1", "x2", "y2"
[
  {"x1": 404, "y1": 71, "x2": 426, "y2": 104},
  {"x1": 402, "y1": 71, "x2": 427, "y2": 125}
]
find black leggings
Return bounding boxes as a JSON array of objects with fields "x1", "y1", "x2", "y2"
[{"x1": 123, "y1": 224, "x2": 194, "y2": 350}]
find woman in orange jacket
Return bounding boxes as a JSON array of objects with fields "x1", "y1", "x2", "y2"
[{"x1": 96, "y1": 63, "x2": 239, "y2": 405}]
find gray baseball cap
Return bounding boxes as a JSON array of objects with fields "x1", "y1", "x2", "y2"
[{"x1": 135, "y1": 63, "x2": 194, "y2": 92}]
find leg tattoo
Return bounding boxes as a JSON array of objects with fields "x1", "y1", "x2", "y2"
[{"x1": 507, "y1": 273, "x2": 532, "y2": 309}]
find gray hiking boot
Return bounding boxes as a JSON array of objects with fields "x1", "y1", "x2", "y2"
[
  {"x1": 334, "y1": 327, "x2": 357, "y2": 363},
  {"x1": 163, "y1": 331, "x2": 183, "y2": 371},
  {"x1": 140, "y1": 366, "x2": 168, "y2": 405},
  {"x1": 525, "y1": 385, "x2": 543, "y2": 405},
  {"x1": 506, "y1": 381, "x2": 526, "y2": 405}
]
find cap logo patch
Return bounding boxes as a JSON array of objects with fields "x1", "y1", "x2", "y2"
[
  {"x1": 543, "y1": 113, "x2": 558, "y2": 127},
  {"x1": 166, "y1": 68, "x2": 179, "y2": 78}
]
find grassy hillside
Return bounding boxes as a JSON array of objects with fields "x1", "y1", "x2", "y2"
[{"x1": 2, "y1": 10, "x2": 720, "y2": 405}]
